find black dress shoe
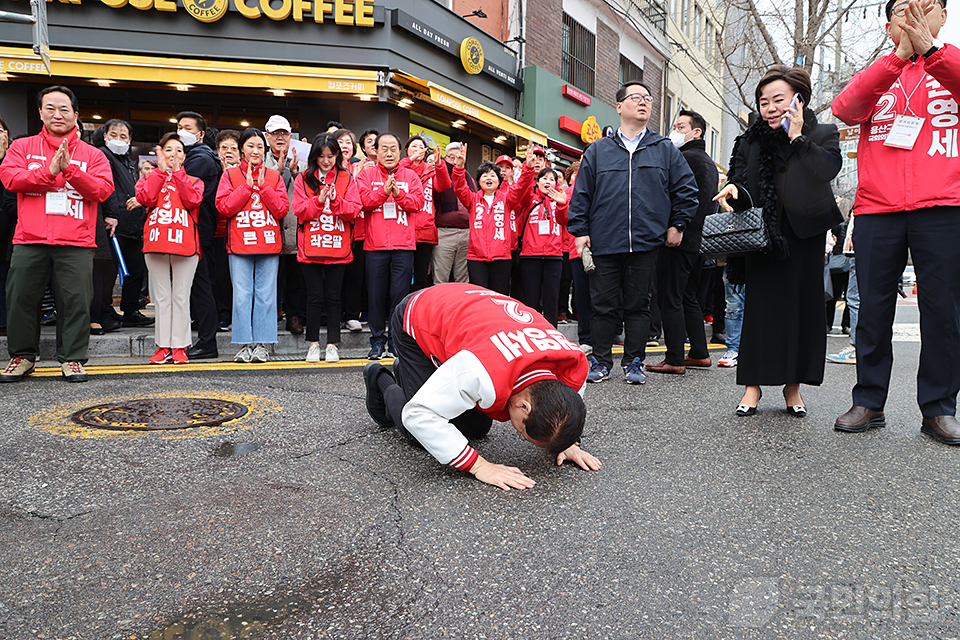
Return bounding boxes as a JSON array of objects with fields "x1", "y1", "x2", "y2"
[
  {"x1": 921, "y1": 415, "x2": 960, "y2": 445},
  {"x1": 786, "y1": 405, "x2": 807, "y2": 417},
  {"x1": 186, "y1": 346, "x2": 219, "y2": 360},
  {"x1": 101, "y1": 317, "x2": 122, "y2": 332},
  {"x1": 90, "y1": 323, "x2": 105, "y2": 335},
  {"x1": 122, "y1": 311, "x2": 155, "y2": 327},
  {"x1": 834, "y1": 405, "x2": 885, "y2": 432}
]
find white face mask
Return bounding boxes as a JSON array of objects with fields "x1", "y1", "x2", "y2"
[
  {"x1": 177, "y1": 129, "x2": 198, "y2": 147},
  {"x1": 105, "y1": 139, "x2": 130, "y2": 155},
  {"x1": 669, "y1": 130, "x2": 688, "y2": 148}
]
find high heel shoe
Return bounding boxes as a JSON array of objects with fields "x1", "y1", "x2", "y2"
[
  {"x1": 736, "y1": 389, "x2": 762, "y2": 417},
  {"x1": 784, "y1": 390, "x2": 806, "y2": 417}
]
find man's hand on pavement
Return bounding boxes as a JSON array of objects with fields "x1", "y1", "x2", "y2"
[
  {"x1": 468, "y1": 456, "x2": 536, "y2": 491},
  {"x1": 556, "y1": 444, "x2": 602, "y2": 471}
]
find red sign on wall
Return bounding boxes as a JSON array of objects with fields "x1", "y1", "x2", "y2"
[
  {"x1": 562, "y1": 85, "x2": 592, "y2": 106},
  {"x1": 559, "y1": 116, "x2": 583, "y2": 136}
]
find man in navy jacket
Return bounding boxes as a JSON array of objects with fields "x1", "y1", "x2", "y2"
[{"x1": 567, "y1": 80, "x2": 699, "y2": 385}]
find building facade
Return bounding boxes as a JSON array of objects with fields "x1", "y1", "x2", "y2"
[
  {"x1": 0, "y1": 0, "x2": 545, "y2": 167},
  {"x1": 663, "y1": 0, "x2": 726, "y2": 165}
]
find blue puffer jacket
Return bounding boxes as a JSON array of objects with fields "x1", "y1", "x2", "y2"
[{"x1": 567, "y1": 131, "x2": 699, "y2": 255}]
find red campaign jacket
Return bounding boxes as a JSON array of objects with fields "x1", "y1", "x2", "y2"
[
  {"x1": 356, "y1": 164, "x2": 425, "y2": 251},
  {"x1": 293, "y1": 168, "x2": 362, "y2": 265},
  {"x1": 452, "y1": 167, "x2": 516, "y2": 261},
  {"x1": 215, "y1": 162, "x2": 288, "y2": 255},
  {"x1": 512, "y1": 167, "x2": 569, "y2": 257},
  {"x1": 832, "y1": 46, "x2": 960, "y2": 215},
  {"x1": 401, "y1": 283, "x2": 587, "y2": 470},
  {"x1": 0, "y1": 127, "x2": 114, "y2": 248},
  {"x1": 136, "y1": 168, "x2": 204, "y2": 257},
  {"x1": 563, "y1": 184, "x2": 577, "y2": 256},
  {"x1": 399, "y1": 157, "x2": 438, "y2": 244}
]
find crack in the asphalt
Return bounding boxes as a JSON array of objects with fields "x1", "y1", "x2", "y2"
[{"x1": 289, "y1": 427, "x2": 388, "y2": 459}]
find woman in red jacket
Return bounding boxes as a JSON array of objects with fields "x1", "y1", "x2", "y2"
[
  {"x1": 135, "y1": 132, "x2": 204, "y2": 364},
  {"x1": 293, "y1": 133, "x2": 362, "y2": 363},
  {"x1": 512, "y1": 163, "x2": 569, "y2": 327},
  {"x1": 215, "y1": 128, "x2": 289, "y2": 364},
  {"x1": 451, "y1": 145, "x2": 517, "y2": 295},
  {"x1": 398, "y1": 135, "x2": 438, "y2": 291}
]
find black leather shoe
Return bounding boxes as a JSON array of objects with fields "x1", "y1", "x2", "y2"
[
  {"x1": 921, "y1": 415, "x2": 960, "y2": 445},
  {"x1": 122, "y1": 311, "x2": 155, "y2": 327},
  {"x1": 834, "y1": 405, "x2": 885, "y2": 432},
  {"x1": 186, "y1": 346, "x2": 219, "y2": 360},
  {"x1": 786, "y1": 405, "x2": 807, "y2": 417},
  {"x1": 364, "y1": 362, "x2": 395, "y2": 428},
  {"x1": 101, "y1": 317, "x2": 122, "y2": 332}
]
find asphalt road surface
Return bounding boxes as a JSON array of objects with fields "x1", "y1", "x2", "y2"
[{"x1": 2, "y1": 302, "x2": 957, "y2": 640}]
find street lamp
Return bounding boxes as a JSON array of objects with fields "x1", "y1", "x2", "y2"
[{"x1": 462, "y1": 9, "x2": 487, "y2": 19}]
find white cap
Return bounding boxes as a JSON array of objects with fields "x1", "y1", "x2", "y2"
[{"x1": 264, "y1": 115, "x2": 292, "y2": 133}]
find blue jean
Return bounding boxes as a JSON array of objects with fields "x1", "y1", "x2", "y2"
[
  {"x1": 229, "y1": 254, "x2": 280, "y2": 344},
  {"x1": 846, "y1": 257, "x2": 858, "y2": 346},
  {"x1": 723, "y1": 273, "x2": 745, "y2": 352}
]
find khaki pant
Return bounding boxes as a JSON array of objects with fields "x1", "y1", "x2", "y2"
[
  {"x1": 6, "y1": 244, "x2": 94, "y2": 363},
  {"x1": 145, "y1": 253, "x2": 200, "y2": 349},
  {"x1": 431, "y1": 227, "x2": 469, "y2": 285}
]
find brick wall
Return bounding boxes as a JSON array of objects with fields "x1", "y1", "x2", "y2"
[
  {"x1": 596, "y1": 20, "x2": 619, "y2": 106},
  {"x1": 525, "y1": 0, "x2": 563, "y2": 77},
  {"x1": 643, "y1": 57, "x2": 663, "y2": 133}
]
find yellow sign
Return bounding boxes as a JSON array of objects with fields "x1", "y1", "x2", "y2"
[
  {"x1": 66, "y1": 0, "x2": 375, "y2": 25},
  {"x1": 0, "y1": 46, "x2": 380, "y2": 94},
  {"x1": 181, "y1": 0, "x2": 228, "y2": 22},
  {"x1": 459, "y1": 37, "x2": 484, "y2": 75},
  {"x1": 409, "y1": 123, "x2": 450, "y2": 156},
  {"x1": 581, "y1": 116, "x2": 602, "y2": 144}
]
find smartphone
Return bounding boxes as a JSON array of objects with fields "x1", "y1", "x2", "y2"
[{"x1": 781, "y1": 93, "x2": 802, "y2": 134}]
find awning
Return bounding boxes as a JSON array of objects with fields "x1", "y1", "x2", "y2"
[
  {"x1": 394, "y1": 72, "x2": 548, "y2": 146},
  {"x1": 0, "y1": 46, "x2": 380, "y2": 94}
]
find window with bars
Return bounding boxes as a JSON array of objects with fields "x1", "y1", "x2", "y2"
[
  {"x1": 562, "y1": 13, "x2": 596, "y2": 95},
  {"x1": 619, "y1": 55, "x2": 643, "y2": 87}
]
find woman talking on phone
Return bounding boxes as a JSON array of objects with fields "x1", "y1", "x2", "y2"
[{"x1": 714, "y1": 66, "x2": 843, "y2": 418}]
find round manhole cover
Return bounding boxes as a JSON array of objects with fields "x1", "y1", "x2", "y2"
[{"x1": 71, "y1": 398, "x2": 249, "y2": 431}]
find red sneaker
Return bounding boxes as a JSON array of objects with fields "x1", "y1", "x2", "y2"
[
  {"x1": 172, "y1": 348, "x2": 189, "y2": 364},
  {"x1": 150, "y1": 348, "x2": 172, "y2": 364}
]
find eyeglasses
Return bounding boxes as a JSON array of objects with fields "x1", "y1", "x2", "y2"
[
  {"x1": 621, "y1": 93, "x2": 655, "y2": 105},
  {"x1": 268, "y1": 130, "x2": 291, "y2": 137},
  {"x1": 892, "y1": 0, "x2": 940, "y2": 15}
]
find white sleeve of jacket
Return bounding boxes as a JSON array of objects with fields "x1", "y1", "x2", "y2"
[{"x1": 401, "y1": 350, "x2": 498, "y2": 471}]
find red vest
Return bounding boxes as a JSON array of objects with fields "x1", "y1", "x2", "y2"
[
  {"x1": 225, "y1": 167, "x2": 283, "y2": 255},
  {"x1": 142, "y1": 175, "x2": 200, "y2": 257},
  {"x1": 300, "y1": 169, "x2": 353, "y2": 260}
]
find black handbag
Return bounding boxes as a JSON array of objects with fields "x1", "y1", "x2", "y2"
[{"x1": 699, "y1": 189, "x2": 770, "y2": 257}]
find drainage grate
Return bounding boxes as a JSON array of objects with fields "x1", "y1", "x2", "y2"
[{"x1": 71, "y1": 398, "x2": 249, "y2": 431}]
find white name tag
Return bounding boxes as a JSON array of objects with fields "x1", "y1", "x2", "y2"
[
  {"x1": 883, "y1": 115, "x2": 925, "y2": 150},
  {"x1": 382, "y1": 201, "x2": 397, "y2": 220},
  {"x1": 45, "y1": 191, "x2": 69, "y2": 215},
  {"x1": 538, "y1": 220, "x2": 551, "y2": 235}
]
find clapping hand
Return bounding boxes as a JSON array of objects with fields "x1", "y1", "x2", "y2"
[
  {"x1": 50, "y1": 138, "x2": 71, "y2": 177},
  {"x1": 544, "y1": 185, "x2": 567, "y2": 204}
]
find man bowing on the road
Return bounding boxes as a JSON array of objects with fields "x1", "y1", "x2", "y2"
[{"x1": 364, "y1": 283, "x2": 602, "y2": 490}]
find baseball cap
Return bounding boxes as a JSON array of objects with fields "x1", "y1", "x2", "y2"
[
  {"x1": 495, "y1": 154, "x2": 513, "y2": 166},
  {"x1": 530, "y1": 146, "x2": 547, "y2": 157},
  {"x1": 264, "y1": 115, "x2": 292, "y2": 133}
]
